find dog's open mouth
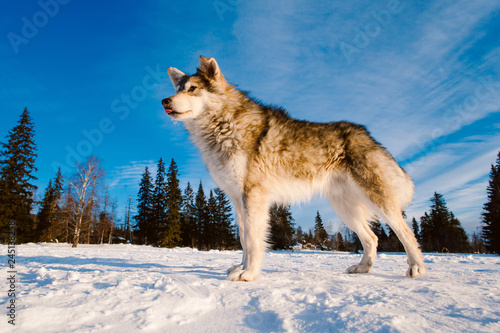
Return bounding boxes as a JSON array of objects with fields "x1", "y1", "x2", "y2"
[
  {"x1": 165, "y1": 109, "x2": 193, "y2": 118},
  {"x1": 164, "y1": 108, "x2": 179, "y2": 116}
]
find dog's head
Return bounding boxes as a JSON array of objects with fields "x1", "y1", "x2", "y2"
[{"x1": 162, "y1": 56, "x2": 227, "y2": 121}]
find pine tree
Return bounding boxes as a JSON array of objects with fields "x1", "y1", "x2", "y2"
[
  {"x1": 37, "y1": 179, "x2": 54, "y2": 238},
  {"x1": 214, "y1": 187, "x2": 235, "y2": 250},
  {"x1": 36, "y1": 168, "x2": 64, "y2": 241},
  {"x1": 448, "y1": 211, "x2": 470, "y2": 253},
  {"x1": 180, "y1": 182, "x2": 197, "y2": 248},
  {"x1": 134, "y1": 167, "x2": 154, "y2": 245},
  {"x1": 162, "y1": 159, "x2": 182, "y2": 247},
  {"x1": 151, "y1": 158, "x2": 168, "y2": 246},
  {"x1": 194, "y1": 181, "x2": 208, "y2": 250},
  {"x1": 269, "y1": 204, "x2": 295, "y2": 250},
  {"x1": 206, "y1": 190, "x2": 218, "y2": 249},
  {"x1": 314, "y1": 211, "x2": 329, "y2": 249},
  {"x1": 0, "y1": 108, "x2": 38, "y2": 242},
  {"x1": 482, "y1": 151, "x2": 500, "y2": 254},
  {"x1": 420, "y1": 192, "x2": 470, "y2": 253}
]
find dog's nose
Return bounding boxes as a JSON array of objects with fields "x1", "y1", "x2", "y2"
[{"x1": 162, "y1": 97, "x2": 171, "y2": 107}]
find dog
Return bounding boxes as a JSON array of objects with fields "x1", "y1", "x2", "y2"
[{"x1": 162, "y1": 56, "x2": 426, "y2": 281}]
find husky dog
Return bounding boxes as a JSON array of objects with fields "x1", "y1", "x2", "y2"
[{"x1": 162, "y1": 56, "x2": 426, "y2": 281}]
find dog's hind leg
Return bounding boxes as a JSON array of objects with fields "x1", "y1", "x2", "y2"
[
  {"x1": 328, "y1": 193, "x2": 378, "y2": 274},
  {"x1": 378, "y1": 209, "x2": 426, "y2": 277},
  {"x1": 228, "y1": 187, "x2": 270, "y2": 282},
  {"x1": 227, "y1": 195, "x2": 245, "y2": 275}
]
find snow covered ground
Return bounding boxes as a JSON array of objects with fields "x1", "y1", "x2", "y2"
[{"x1": 2, "y1": 244, "x2": 499, "y2": 333}]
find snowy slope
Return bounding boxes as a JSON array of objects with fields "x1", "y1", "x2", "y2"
[{"x1": 2, "y1": 244, "x2": 499, "y2": 333}]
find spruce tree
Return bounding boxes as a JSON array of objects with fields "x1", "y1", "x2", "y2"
[
  {"x1": 37, "y1": 180, "x2": 54, "y2": 238},
  {"x1": 420, "y1": 192, "x2": 470, "y2": 253},
  {"x1": 134, "y1": 167, "x2": 154, "y2": 245},
  {"x1": 151, "y1": 158, "x2": 168, "y2": 246},
  {"x1": 482, "y1": 151, "x2": 500, "y2": 254},
  {"x1": 162, "y1": 159, "x2": 182, "y2": 247},
  {"x1": 448, "y1": 211, "x2": 470, "y2": 252},
  {"x1": 194, "y1": 181, "x2": 208, "y2": 250},
  {"x1": 180, "y1": 182, "x2": 197, "y2": 248},
  {"x1": 206, "y1": 190, "x2": 218, "y2": 250},
  {"x1": 37, "y1": 168, "x2": 64, "y2": 241},
  {"x1": 0, "y1": 107, "x2": 38, "y2": 242},
  {"x1": 214, "y1": 187, "x2": 235, "y2": 250},
  {"x1": 314, "y1": 211, "x2": 329, "y2": 249},
  {"x1": 269, "y1": 204, "x2": 295, "y2": 250}
]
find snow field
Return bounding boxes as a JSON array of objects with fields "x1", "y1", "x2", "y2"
[{"x1": 1, "y1": 244, "x2": 499, "y2": 332}]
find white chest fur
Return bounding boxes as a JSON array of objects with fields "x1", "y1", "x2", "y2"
[{"x1": 185, "y1": 117, "x2": 248, "y2": 196}]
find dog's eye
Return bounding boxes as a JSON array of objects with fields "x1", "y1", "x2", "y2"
[{"x1": 188, "y1": 86, "x2": 197, "y2": 92}]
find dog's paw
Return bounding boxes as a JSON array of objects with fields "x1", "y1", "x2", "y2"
[
  {"x1": 346, "y1": 264, "x2": 372, "y2": 274},
  {"x1": 227, "y1": 269, "x2": 258, "y2": 282},
  {"x1": 226, "y1": 264, "x2": 243, "y2": 275},
  {"x1": 406, "y1": 264, "x2": 426, "y2": 278}
]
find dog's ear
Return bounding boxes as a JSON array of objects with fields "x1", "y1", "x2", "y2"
[
  {"x1": 199, "y1": 56, "x2": 225, "y2": 81},
  {"x1": 167, "y1": 67, "x2": 186, "y2": 90}
]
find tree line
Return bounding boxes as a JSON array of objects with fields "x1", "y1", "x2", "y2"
[
  {"x1": 268, "y1": 191, "x2": 490, "y2": 254},
  {"x1": 1, "y1": 108, "x2": 499, "y2": 255},
  {"x1": 133, "y1": 158, "x2": 238, "y2": 250}
]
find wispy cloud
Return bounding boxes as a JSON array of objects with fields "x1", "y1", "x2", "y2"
[{"x1": 108, "y1": 160, "x2": 156, "y2": 190}]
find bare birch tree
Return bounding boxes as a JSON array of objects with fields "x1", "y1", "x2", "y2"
[{"x1": 67, "y1": 156, "x2": 104, "y2": 248}]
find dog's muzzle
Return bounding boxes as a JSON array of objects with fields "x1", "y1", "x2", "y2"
[{"x1": 162, "y1": 97, "x2": 174, "y2": 114}]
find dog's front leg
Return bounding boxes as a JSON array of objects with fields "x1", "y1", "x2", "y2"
[
  {"x1": 228, "y1": 188, "x2": 270, "y2": 282},
  {"x1": 227, "y1": 195, "x2": 245, "y2": 275}
]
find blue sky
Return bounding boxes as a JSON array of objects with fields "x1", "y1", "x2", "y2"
[{"x1": 1, "y1": 0, "x2": 499, "y2": 235}]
